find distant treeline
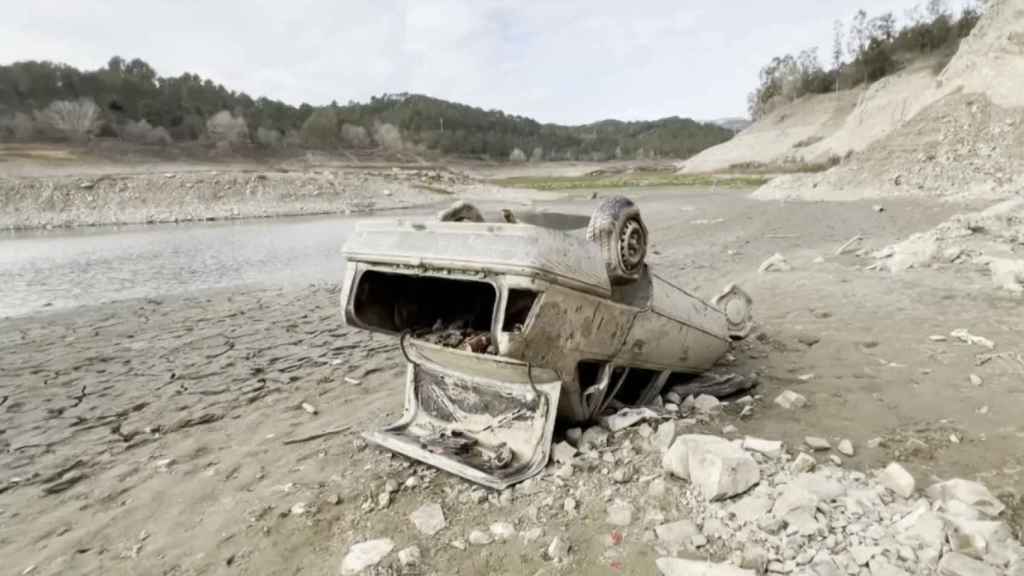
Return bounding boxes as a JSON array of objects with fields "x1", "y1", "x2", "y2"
[
  {"x1": 748, "y1": 0, "x2": 984, "y2": 119},
  {"x1": 0, "y1": 57, "x2": 733, "y2": 161}
]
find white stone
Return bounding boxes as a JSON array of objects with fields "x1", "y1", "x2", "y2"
[
  {"x1": 410, "y1": 503, "x2": 447, "y2": 535},
  {"x1": 490, "y1": 521, "x2": 516, "y2": 540},
  {"x1": 656, "y1": 519, "x2": 701, "y2": 548},
  {"x1": 654, "y1": 421, "x2": 678, "y2": 452},
  {"x1": 468, "y1": 529, "x2": 493, "y2": 545},
  {"x1": 340, "y1": 539, "x2": 394, "y2": 575},
  {"x1": 722, "y1": 425, "x2": 738, "y2": 435},
  {"x1": 742, "y1": 436, "x2": 783, "y2": 459},
  {"x1": 805, "y1": 436, "x2": 831, "y2": 451},
  {"x1": 829, "y1": 454, "x2": 843, "y2": 466},
  {"x1": 694, "y1": 394, "x2": 722, "y2": 415},
  {"x1": 522, "y1": 527, "x2": 544, "y2": 543},
  {"x1": 729, "y1": 493, "x2": 773, "y2": 525},
  {"x1": 850, "y1": 545, "x2": 881, "y2": 566},
  {"x1": 580, "y1": 426, "x2": 609, "y2": 451},
  {"x1": 879, "y1": 463, "x2": 916, "y2": 498},
  {"x1": 893, "y1": 503, "x2": 945, "y2": 568},
  {"x1": 937, "y1": 552, "x2": 998, "y2": 576},
  {"x1": 662, "y1": 434, "x2": 760, "y2": 501},
  {"x1": 656, "y1": 557, "x2": 756, "y2": 576},
  {"x1": 565, "y1": 427, "x2": 582, "y2": 447},
  {"x1": 868, "y1": 558, "x2": 910, "y2": 576},
  {"x1": 790, "y1": 452, "x2": 816, "y2": 474},
  {"x1": 397, "y1": 545, "x2": 421, "y2": 567},
  {"x1": 648, "y1": 478, "x2": 668, "y2": 498},
  {"x1": 551, "y1": 441, "x2": 577, "y2": 465},
  {"x1": 606, "y1": 500, "x2": 634, "y2": 526},
  {"x1": 837, "y1": 439, "x2": 855, "y2": 457},
  {"x1": 774, "y1": 390, "x2": 807, "y2": 409},
  {"x1": 547, "y1": 536, "x2": 570, "y2": 562},
  {"x1": 926, "y1": 479, "x2": 1006, "y2": 517},
  {"x1": 969, "y1": 374, "x2": 984, "y2": 387}
]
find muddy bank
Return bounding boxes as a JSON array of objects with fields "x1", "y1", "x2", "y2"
[{"x1": 0, "y1": 167, "x2": 467, "y2": 230}]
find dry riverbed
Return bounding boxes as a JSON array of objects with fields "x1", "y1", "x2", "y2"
[{"x1": 1, "y1": 186, "x2": 1023, "y2": 575}]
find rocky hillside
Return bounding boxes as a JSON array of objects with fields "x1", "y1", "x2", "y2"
[{"x1": 754, "y1": 0, "x2": 1024, "y2": 201}]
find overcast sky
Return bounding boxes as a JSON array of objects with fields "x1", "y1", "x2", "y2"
[{"x1": 1, "y1": 0, "x2": 977, "y2": 124}]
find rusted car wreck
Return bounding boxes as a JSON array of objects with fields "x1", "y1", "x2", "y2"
[{"x1": 340, "y1": 196, "x2": 753, "y2": 489}]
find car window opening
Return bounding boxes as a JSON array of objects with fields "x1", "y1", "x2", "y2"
[{"x1": 503, "y1": 289, "x2": 539, "y2": 332}]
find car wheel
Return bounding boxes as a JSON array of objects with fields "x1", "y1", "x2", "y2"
[{"x1": 586, "y1": 196, "x2": 648, "y2": 284}]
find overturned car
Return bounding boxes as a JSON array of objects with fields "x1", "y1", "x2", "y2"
[{"x1": 340, "y1": 197, "x2": 753, "y2": 489}]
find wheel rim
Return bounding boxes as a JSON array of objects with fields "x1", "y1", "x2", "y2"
[{"x1": 619, "y1": 219, "x2": 646, "y2": 271}]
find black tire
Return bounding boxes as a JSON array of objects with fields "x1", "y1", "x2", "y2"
[{"x1": 586, "y1": 196, "x2": 648, "y2": 284}]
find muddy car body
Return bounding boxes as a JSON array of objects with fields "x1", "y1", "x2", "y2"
[{"x1": 340, "y1": 199, "x2": 751, "y2": 488}]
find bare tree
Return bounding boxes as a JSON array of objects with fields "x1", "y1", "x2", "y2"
[
  {"x1": 832, "y1": 20, "x2": 844, "y2": 93},
  {"x1": 35, "y1": 99, "x2": 102, "y2": 141},
  {"x1": 206, "y1": 110, "x2": 248, "y2": 145},
  {"x1": 373, "y1": 122, "x2": 403, "y2": 151},
  {"x1": 122, "y1": 119, "x2": 172, "y2": 145},
  {"x1": 927, "y1": 0, "x2": 949, "y2": 19},
  {"x1": 530, "y1": 146, "x2": 543, "y2": 162},
  {"x1": 509, "y1": 147, "x2": 527, "y2": 162}
]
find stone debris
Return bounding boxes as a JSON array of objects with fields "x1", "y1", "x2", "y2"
[
  {"x1": 397, "y1": 545, "x2": 421, "y2": 567},
  {"x1": 774, "y1": 390, "x2": 807, "y2": 410},
  {"x1": 694, "y1": 394, "x2": 722, "y2": 415},
  {"x1": 580, "y1": 426, "x2": 610, "y2": 452},
  {"x1": 300, "y1": 402, "x2": 317, "y2": 415},
  {"x1": 600, "y1": 407, "x2": 659, "y2": 432},
  {"x1": 654, "y1": 421, "x2": 678, "y2": 452},
  {"x1": 758, "y1": 253, "x2": 792, "y2": 273},
  {"x1": 546, "y1": 536, "x2": 570, "y2": 563},
  {"x1": 565, "y1": 427, "x2": 583, "y2": 447},
  {"x1": 340, "y1": 539, "x2": 394, "y2": 575},
  {"x1": 969, "y1": 374, "x2": 984, "y2": 387},
  {"x1": 663, "y1": 434, "x2": 760, "y2": 501},
  {"x1": 551, "y1": 441, "x2": 577, "y2": 465},
  {"x1": 937, "y1": 552, "x2": 999, "y2": 576},
  {"x1": 468, "y1": 529, "x2": 493, "y2": 545},
  {"x1": 742, "y1": 436, "x2": 783, "y2": 459},
  {"x1": 789, "y1": 452, "x2": 816, "y2": 474},
  {"x1": 837, "y1": 439, "x2": 855, "y2": 457},
  {"x1": 410, "y1": 502, "x2": 447, "y2": 536},
  {"x1": 804, "y1": 436, "x2": 831, "y2": 451},
  {"x1": 829, "y1": 454, "x2": 843, "y2": 466},
  {"x1": 656, "y1": 557, "x2": 756, "y2": 575},
  {"x1": 606, "y1": 500, "x2": 634, "y2": 526},
  {"x1": 926, "y1": 479, "x2": 1006, "y2": 517},
  {"x1": 880, "y1": 462, "x2": 916, "y2": 498},
  {"x1": 950, "y1": 329, "x2": 996, "y2": 350},
  {"x1": 489, "y1": 521, "x2": 516, "y2": 540}
]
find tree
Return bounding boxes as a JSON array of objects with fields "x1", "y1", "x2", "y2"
[
  {"x1": 35, "y1": 98, "x2": 101, "y2": 141},
  {"x1": 847, "y1": 10, "x2": 869, "y2": 61},
  {"x1": 300, "y1": 108, "x2": 339, "y2": 147},
  {"x1": 530, "y1": 146, "x2": 543, "y2": 162},
  {"x1": 509, "y1": 147, "x2": 526, "y2": 162},
  {"x1": 832, "y1": 19, "x2": 845, "y2": 71},
  {"x1": 373, "y1": 122, "x2": 403, "y2": 150},
  {"x1": 256, "y1": 126, "x2": 281, "y2": 148},
  {"x1": 340, "y1": 123, "x2": 369, "y2": 147},
  {"x1": 927, "y1": 0, "x2": 949, "y2": 19}
]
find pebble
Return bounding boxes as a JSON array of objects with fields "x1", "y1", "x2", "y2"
[
  {"x1": 722, "y1": 425, "x2": 739, "y2": 435},
  {"x1": 774, "y1": 390, "x2": 808, "y2": 410},
  {"x1": 547, "y1": 536, "x2": 570, "y2": 562},
  {"x1": 969, "y1": 374, "x2": 983, "y2": 387},
  {"x1": 790, "y1": 452, "x2": 816, "y2": 474},
  {"x1": 580, "y1": 426, "x2": 610, "y2": 451},
  {"x1": 551, "y1": 441, "x2": 577, "y2": 465},
  {"x1": 829, "y1": 454, "x2": 843, "y2": 466},
  {"x1": 564, "y1": 497, "x2": 577, "y2": 513},
  {"x1": 759, "y1": 253, "x2": 792, "y2": 273},
  {"x1": 468, "y1": 529, "x2": 493, "y2": 545},
  {"x1": 565, "y1": 427, "x2": 582, "y2": 447},
  {"x1": 837, "y1": 439, "x2": 855, "y2": 456},
  {"x1": 879, "y1": 462, "x2": 915, "y2": 498},
  {"x1": 410, "y1": 503, "x2": 447, "y2": 535},
  {"x1": 397, "y1": 545, "x2": 421, "y2": 567},
  {"x1": 694, "y1": 394, "x2": 722, "y2": 415},
  {"x1": 340, "y1": 539, "x2": 394, "y2": 575},
  {"x1": 606, "y1": 500, "x2": 634, "y2": 526},
  {"x1": 805, "y1": 436, "x2": 831, "y2": 451},
  {"x1": 490, "y1": 521, "x2": 516, "y2": 540},
  {"x1": 743, "y1": 436, "x2": 783, "y2": 459}
]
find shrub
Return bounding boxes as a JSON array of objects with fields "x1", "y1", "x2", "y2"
[
  {"x1": 122, "y1": 119, "x2": 172, "y2": 145},
  {"x1": 35, "y1": 99, "x2": 102, "y2": 141},
  {"x1": 256, "y1": 126, "x2": 282, "y2": 148},
  {"x1": 341, "y1": 123, "x2": 370, "y2": 147},
  {"x1": 206, "y1": 110, "x2": 248, "y2": 145},
  {"x1": 530, "y1": 147, "x2": 544, "y2": 162},
  {"x1": 300, "y1": 109, "x2": 339, "y2": 148},
  {"x1": 373, "y1": 122, "x2": 403, "y2": 150},
  {"x1": 509, "y1": 147, "x2": 527, "y2": 162},
  {"x1": 0, "y1": 112, "x2": 35, "y2": 140}
]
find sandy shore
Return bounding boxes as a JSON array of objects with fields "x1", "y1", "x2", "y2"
[{"x1": 2, "y1": 186, "x2": 1022, "y2": 575}]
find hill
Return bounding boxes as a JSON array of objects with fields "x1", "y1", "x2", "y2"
[{"x1": 0, "y1": 59, "x2": 732, "y2": 162}]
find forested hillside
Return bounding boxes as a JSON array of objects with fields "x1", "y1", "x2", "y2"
[{"x1": 0, "y1": 57, "x2": 732, "y2": 161}]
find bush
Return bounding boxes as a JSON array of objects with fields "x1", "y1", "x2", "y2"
[
  {"x1": 206, "y1": 110, "x2": 248, "y2": 145},
  {"x1": 300, "y1": 109, "x2": 339, "y2": 148},
  {"x1": 121, "y1": 119, "x2": 172, "y2": 145},
  {"x1": 34, "y1": 98, "x2": 102, "y2": 141},
  {"x1": 341, "y1": 123, "x2": 369, "y2": 147},
  {"x1": 530, "y1": 147, "x2": 544, "y2": 162},
  {"x1": 0, "y1": 112, "x2": 35, "y2": 141},
  {"x1": 373, "y1": 122, "x2": 403, "y2": 150},
  {"x1": 256, "y1": 126, "x2": 282, "y2": 148},
  {"x1": 509, "y1": 147, "x2": 527, "y2": 162}
]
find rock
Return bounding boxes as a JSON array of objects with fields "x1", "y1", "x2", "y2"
[
  {"x1": 866, "y1": 437, "x2": 884, "y2": 449},
  {"x1": 950, "y1": 329, "x2": 995, "y2": 350},
  {"x1": 611, "y1": 464, "x2": 634, "y2": 484},
  {"x1": 868, "y1": 558, "x2": 909, "y2": 576},
  {"x1": 804, "y1": 436, "x2": 831, "y2": 451},
  {"x1": 930, "y1": 334, "x2": 948, "y2": 342},
  {"x1": 969, "y1": 374, "x2": 983, "y2": 387},
  {"x1": 546, "y1": 536, "x2": 570, "y2": 563},
  {"x1": 383, "y1": 479, "x2": 399, "y2": 494},
  {"x1": 926, "y1": 479, "x2": 1006, "y2": 517},
  {"x1": 301, "y1": 402, "x2": 317, "y2": 415},
  {"x1": 637, "y1": 423, "x2": 654, "y2": 438},
  {"x1": 893, "y1": 503, "x2": 945, "y2": 568},
  {"x1": 490, "y1": 521, "x2": 516, "y2": 540},
  {"x1": 606, "y1": 500, "x2": 634, "y2": 526},
  {"x1": 551, "y1": 441, "x2": 577, "y2": 465},
  {"x1": 565, "y1": 427, "x2": 582, "y2": 447},
  {"x1": 837, "y1": 439, "x2": 855, "y2": 457},
  {"x1": 403, "y1": 476, "x2": 420, "y2": 490},
  {"x1": 563, "y1": 497, "x2": 577, "y2": 513},
  {"x1": 654, "y1": 421, "x2": 678, "y2": 452},
  {"x1": 340, "y1": 539, "x2": 394, "y2": 575},
  {"x1": 468, "y1": 529, "x2": 493, "y2": 545},
  {"x1": 664, "y1": 391, "x2": 683, "y2": 405},
  {"x1": 759, "y1": 253, "x2": 792, "y2": 273},
  {"x1": 729, "y1": 493, "x2": 773, "y2": 524},
  {"x1": 937, "y1": 552, "x2": 998, "y2": 576},
  {"x1": 829, "y1": 454, "x2": 843, "y2": 466},
  {"x1": 580, "y1": 426, "x2": 610, "y2": 451},
  {"x1": 397, "y1": 545, "x2": 421, "y2": 567},
  {"x1": 410, "y1": 503, "x2": 447, "y2": 536},
  {"x1": 290, "y1": 502, "x2": 309, "y2": 516},
  {"x1": 740, "y1": 545, "x2": 769, "y2": 574},
  {"x1": 797, "y1": 334, "x2": 821, "y2": 347},
  {"x1": 774, "y1": 390, "x2": 807, "y2": 410},
  {"x1": 694, "y1": 394, "x2": 722, "y2": 415},
  {"x1": 790, "y1": 452, "x2": 816, "y2": 474},
  {"x1": 377, "y1": 492, "x2": 391, "y2": 509},
  {"x1": 656, "y1": 519, "x2": 701, "y2": 548},
  {"x1": 522, "y1": 527, "x2": 544, "y2": 543},
  {"x1": 742, "y1": 436, "x2": 783, "y2": 459},
  {"x1": 772, "y1": 482, "x2": 820, "y2": 517},
  {"x1": 722, "y1": 425, "x2": 738, "y2": 435},
  {"x1": 648, "y1": 478, "x2": 668, "y2": 498},
  {"x1": 662, "y1": 434, "x2": 760, "y2": 501},
  {"x1": 656, "y1": 557, "x2": 756, "y2": 575},
  {"x1": 600, "y1": 407, "x2": 658, "y2": 432},
  {"x1": 879, "y1": 463, "x2": 915, "y2": 498},
  {"x1": 850, "y1": 545, "x2": 881, "y2": 566},
  {"x1": 873, "y1": 205, "x2": 885, "y2": 213}
]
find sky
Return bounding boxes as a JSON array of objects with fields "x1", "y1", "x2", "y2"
[{"x1": 0, "y1": 0, "x2": 978, "y2": 125}]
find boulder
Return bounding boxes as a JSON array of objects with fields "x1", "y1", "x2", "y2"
[
  {"x1": 880, "y1": 463, "x2": 916, "y2": 498},
  {"x1": 662, "y1": 434, "x2": 760, "y2": 501},
  {"x1": 926, "y1": 479, "x2": 1006, "y2": 517}
]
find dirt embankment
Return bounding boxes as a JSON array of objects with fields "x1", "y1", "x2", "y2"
[{"x1": 0, "y1": 167, "x2": 474, "y2": 230}]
